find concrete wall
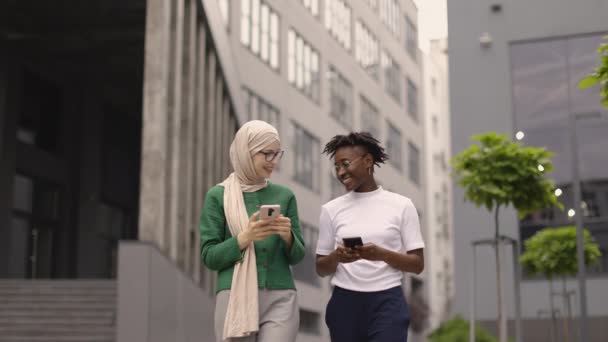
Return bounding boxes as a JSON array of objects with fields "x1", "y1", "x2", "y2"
[
  {"x1": 448, "y1": 0, "x2": 608, "y2": 339},
  {"x1": 422, "y1": 39, "x2": 454, "y2": 331},
  {"x1": 116, "y1": 242, "x2": 216, "y2": 342}
]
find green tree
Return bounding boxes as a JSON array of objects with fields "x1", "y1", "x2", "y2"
[
  {"x1": 428, "y1": 315, "x2": 498, "y2": 342},
  {"x1": 452, "y1": 132, "x2": 562, "y2": 342},
  {"x1": 520, "y1": 226, "x2": 601, "y2": 278},
  {"x1": 578, "y1": 35, "x2": 608, "y2": 108},
  {"x1": 520, "y1": 226, "x2": 601, "y2": 341}
]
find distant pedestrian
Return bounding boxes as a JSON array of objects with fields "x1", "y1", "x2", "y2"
[
  {"x1": 200, "y1": 120, "x2": 305, "y2": 341},
  {"x1": 316, "y1": 132, "x2": 425, "y2": 342}
]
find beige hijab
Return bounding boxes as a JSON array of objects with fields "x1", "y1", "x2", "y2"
[{"x1": 219, "y1": 120, "x2": 280, "y2": 340}]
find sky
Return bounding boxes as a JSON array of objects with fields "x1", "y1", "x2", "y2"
[{"x1": 414, "y1": 0, "x2": 448, "y2": 52}]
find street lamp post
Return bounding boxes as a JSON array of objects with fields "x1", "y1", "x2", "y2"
[{"x1": 569, "y1": 111, "x2": 602, "y2": 342}]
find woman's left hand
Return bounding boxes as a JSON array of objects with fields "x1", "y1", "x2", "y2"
[
  {"x1": 268, "y1": 215, "x2": 293, "y2": 247},
  {"x1": 355, "y1": 243, "x2": 388, "y2": 262}
]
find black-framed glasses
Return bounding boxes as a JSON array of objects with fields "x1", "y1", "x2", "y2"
[
  {"x1": 333, "y1": 156, "x2": 363, "y2": 174},
  {"x1": 258, "y1": 150, "x2": 285, "y2": 162}
]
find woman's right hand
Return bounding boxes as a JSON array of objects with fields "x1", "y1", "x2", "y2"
[
  {"x1": 237, "y1": 211, "x2": 275, "y2": 250},
  {"x1": 333, "y1": 245, "x2": 361, "y2": 264}
]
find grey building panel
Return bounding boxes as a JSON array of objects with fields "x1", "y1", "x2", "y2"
[{"x1": 448, "y1": 0, "x2": 608, "y2": 333}]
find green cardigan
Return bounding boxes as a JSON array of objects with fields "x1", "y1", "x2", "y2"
[{"x1": 199, "y1": 183, "x2": 306, "y2": 293}]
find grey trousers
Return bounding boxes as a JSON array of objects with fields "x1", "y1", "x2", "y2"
[{"x1": 214, "y1": 289, "x2": 299, "y2": 342}]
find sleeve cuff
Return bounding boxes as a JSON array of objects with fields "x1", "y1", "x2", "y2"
[
  {"x1": 405, "y1": 243, "x2": 425, "y2": 252},
  {"x1": 315, "y1": 248, "x2": 333, "y2": 256}
]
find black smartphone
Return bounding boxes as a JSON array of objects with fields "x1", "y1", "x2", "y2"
[{"x1": 342, "y1": 237, "x2": 363, "y2": 249}]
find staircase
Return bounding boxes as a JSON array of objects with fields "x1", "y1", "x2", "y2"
[{"x1": 0, "y1": 280, "x2": 117, "y2": 342}]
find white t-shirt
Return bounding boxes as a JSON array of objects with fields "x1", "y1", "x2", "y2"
[{"x1": 316, "y1": 187, "x2": 425, "y2": 292}]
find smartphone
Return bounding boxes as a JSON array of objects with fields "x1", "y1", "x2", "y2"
[
  {"x1": 342, "y1": 236, "x2": 363, "y2": 249},
  {"x1": 260, "y1": 204, "x2": 281, "y2": 220}
]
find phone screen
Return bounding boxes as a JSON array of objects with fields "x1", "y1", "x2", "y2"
[{"x1": 342, "y1": 237, "x2": 363, "y2": 249}]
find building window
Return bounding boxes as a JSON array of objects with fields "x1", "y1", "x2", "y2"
[
  {"x1": 386, "y1": 122, "x2": 402, "y2": 171},
  {"x1": 242, "y1": 87, "x2": 281, "y2": 133},
  {"x1": 405, "y1": 16, "x2": 418, "y2": 62},
  {"x1": 432, "y1": 115, "x2": 438, "y2": 136},
  {"x1": 408, "y1": 142, "x2": 420, "y2": 186},
  {"x1": 292, "y1": 122, "x2": 320, "y2": 191},
  {"x1": 381, "y1": 50, "x2": 401, "y2": 103},
  {"x1": 329, "y1": 170, "x2": 345, "y2": 199},
  {"x1": 328, "y1": 66, "x2": 353, "y2": 128},
  {"x1": 360, "y1": 96, "x2": 380, "y2": 139},
  {"x1": 218, "y1": 0, "x2": 229, "y2": 27},
  {"x1": 325, "y1": 0, "x2": 351, "y2": 50},
  {"x1": 364, "y1": 0, "x2": 379, "y2": 12},
  {"x1": 380, "y1": 0, "x2": 400, "y2": 38},
  {"x1": 298, "y1": 0, "x2": 320, "y2": 18},
  {"x1": 510, "y1": 33, "x2": 608, "y2": 275},
  {"x1": 288, "y1": 29, "x2": 320, "y2": 102},
  {"x1": 355, "y1": 21, "x2": 380, "y2": 81},
  {"x1": 299, "y1": 309, "x2": 321, "y2": 334},
  {"x1": 407, "y1": 77, "x2": 418, "y2": 122},
  {"x1": 240, "y1": 0, "x2": 280, "y2": 70}
]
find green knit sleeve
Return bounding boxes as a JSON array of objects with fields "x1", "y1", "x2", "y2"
[
  {"x1": 199, "y1": 186, "x2": 243, "y2": 271},
  {"x1": 283, "y1": 192, "x2": 306, "y2": 265}
]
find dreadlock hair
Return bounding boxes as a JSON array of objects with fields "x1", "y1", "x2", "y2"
[{"x1": 322, "y1": 132, "x2": 389, "y2": 167}]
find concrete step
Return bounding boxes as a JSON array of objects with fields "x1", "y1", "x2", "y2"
[
  {"x1": 0, "y1": 294, "x2": 116, "y2": 302},
  {"x1": 0, "y1": 337, "x2": 114, "y2": 342},
  {"x1": 0, "y1": 301, "x2": 116, "y2": 311},
  {"x1": 0, "y1": 286, "x2": 116, "y2": 295},
  {"x1": 0, "y1": 280, "x2": 117, "y2": 342},
  {"x1": 0, "y1": 309, "x2": 114, "y2": 318},
  {"x1": 0, "y1": 313, "x2": 115, "y2": 326},
  {"x1": 0, "y1": 280, "x2": 116, "y2": 287}
]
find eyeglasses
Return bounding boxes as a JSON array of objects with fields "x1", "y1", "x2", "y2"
[
  {"x1": 334, "y1": 156, "x2": 363, "y2": 174},
  {"x1": 258, "y1": 150, "x2": 285, "y2": 162}
]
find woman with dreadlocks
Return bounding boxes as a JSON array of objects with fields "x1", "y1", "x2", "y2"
[{"x1": 315, "y1": 132, "x2": 425, "y2": 342}]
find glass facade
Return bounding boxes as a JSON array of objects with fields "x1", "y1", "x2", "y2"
[
  {"x1": 408, "y1": 141, "x2": 420, "y2": 186},
  {"x1": 405, "y1": 15, "x2": 418, "y2": 62},
  {"x1": 324, "y1": 0, "x2": 351, "y2": 50},
  {"x1": 288, "y1": 29, "x2": 321, "y2": 102},
  {"x1": 355, "y1": 21, "x2": 380, "y2": 81},
  {"x1": 240, "y1": 0, "x2": 280, "y2": 70},
  {"x1": 386, "y1": 121, "x2": 402, "y2": 171},
  {"x1": 407, "y1": 77, "x2": 418, "y2": 122},
  {"x1": 381, "y1": 50, "x2": 402, "y2": 103},
  {"x1": 360, "y1": 95, "x2": 380, "y2": 139},
  {"x1": 298, "y1": 0, "x2": 319, "y2": 18},
  {"x1": 510, "y1": 33, "x2": 608, "y2": 274},
  {"x1": 292, "y1": 122, "x2": 320, "y2": 191},
  {"x1": 242, "y1": 87, "x2": 281, "y2": 134},
  {"x1": 379, "y1": 0, "x2": 400, "y2": 38},
  {"x1": 328, "y1": 66, "x2": 353, "y2": 129}
]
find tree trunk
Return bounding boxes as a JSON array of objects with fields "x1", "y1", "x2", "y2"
[
  {"x1": 562, "y1": 278, "x2": 571, "y2": 342},
  {"x1": 495, "y1": 205, "x2": 507, "y2": 342}
]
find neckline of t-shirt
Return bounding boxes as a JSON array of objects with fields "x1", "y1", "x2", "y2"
[{"x1": 349, "y1": 186, "x2": 384, "y2": 199}]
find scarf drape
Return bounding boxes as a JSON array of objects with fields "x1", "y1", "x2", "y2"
[{"x1": 219, "y1": 120, "x2": 280, "y2": 340}]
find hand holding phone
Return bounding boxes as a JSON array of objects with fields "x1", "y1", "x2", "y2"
[
  {"x1": 260, "y1": 204, "x2": 281, "y2": 221},
  {"x1": 342, "y1": 236, "x2": 363, "y2": 249}
]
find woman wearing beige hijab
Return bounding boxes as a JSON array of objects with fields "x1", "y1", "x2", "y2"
[{"x1": 200, "y1": 120, "x2": 305, "y2": 342}]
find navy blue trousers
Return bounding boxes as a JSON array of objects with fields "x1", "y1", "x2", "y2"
[{"x1": 325, "y1": 286, "x2": 410, "y2": 342}]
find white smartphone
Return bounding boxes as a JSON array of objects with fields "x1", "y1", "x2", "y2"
[{"x1": 260, "y1": 204, "x2": 281, "y2": 220}]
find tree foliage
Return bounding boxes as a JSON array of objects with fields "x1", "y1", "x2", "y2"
[
  {"x1": 428, "y1": 316, "x2": 499, "y2": 342},
  {"x1": 578, "y1": 35, "x2": 608, "y2": 108},
  {"x1": 451, "y1": 132, "x2": 562, "y2": 218},
  {"x1": 520, "y1": 226, "x2": 602, "y2": 278}
]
